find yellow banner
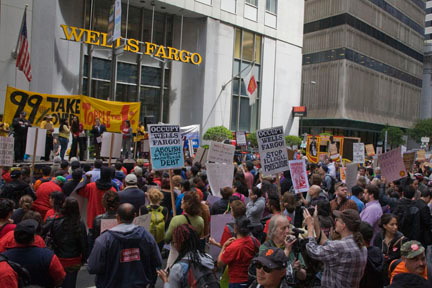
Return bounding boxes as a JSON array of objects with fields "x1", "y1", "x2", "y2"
[{"x1": 4, "y1": 86, "x2": 140, "y2": 132}]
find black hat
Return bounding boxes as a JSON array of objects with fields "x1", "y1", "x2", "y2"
[
  {"x1": 14, "y1": 219, "x2": 38, "y2": 244},
  {"x1": 252, "y1": 248, "x2": 289, "y2": 270},
  {"x1": 10, "y1": 170, "x2": 21, "y2": 179}
]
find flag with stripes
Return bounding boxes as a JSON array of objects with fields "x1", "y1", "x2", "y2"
[{"x1": 16, "y1": 8, "x2": 32, "y2": 82}]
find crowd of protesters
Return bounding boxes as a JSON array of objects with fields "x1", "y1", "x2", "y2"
[{"x1": 0, "y1": 151, "x2": 431, "y2": 287}]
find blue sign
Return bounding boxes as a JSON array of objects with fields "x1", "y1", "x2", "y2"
[{"x1": 148, "y1": 124, "x2": 184, "y2": 170}]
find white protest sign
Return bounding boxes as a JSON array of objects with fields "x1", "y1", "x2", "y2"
[
  {"x1": 257, "y1": 126, "x2": 289, "y2": 176},
  {"x1": 148, "y1": 124, "x2": 184, "y2": 170},
  {"x1": 141, "y1": 139, "x2": 150, "y2": 153},
  {"x1": 346, "y1": 163, "x2": 358, "y2": 192},
  {"x1": 353, "y1": 143, "x2": 365, "y2": 163},
  {"x1": 288, "y1": 160, "x2": 309, "y2": 193},
  {"x1": 101, "y1": 133, "x2": 122, "y2": 158},
  {"x1": 133, "y1": 214, "x2": 151, "y2": 230},
  {"x1": 100, "y1": 219, "x2": 118, "y2": 233},
  {"x1": 236, "y1": 131, "x2": 247, "y2": 146},
  {"x1": 206, "y1": 163, "x2": 234, "y2": 197},
  {"x1": 0, "y1": 137, "x2": 14, "y2": 166},
  {"x1": 378, "y1": 147, "x2": 407, "y2": 183},
  {"x1": 207, "y1": 141, "x2": 235, "y2": 164},
  {"x1": 25, "y1": 127, "x2": 46, "y2": 157}
]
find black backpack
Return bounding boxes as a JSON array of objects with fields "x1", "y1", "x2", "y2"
[
  {"x1": 179, "y1": 259, "x2": 220, "y2": 288},
  {"x1": 0, "y1": 254, "x2": 31, "y2": 288},
  {"x1": 393, "y1": 203, "x2": 421, "y2": 241}
]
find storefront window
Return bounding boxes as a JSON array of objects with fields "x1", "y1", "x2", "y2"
[{"x1": 231, "y1": 29, "x2": 261, "y2": 132}]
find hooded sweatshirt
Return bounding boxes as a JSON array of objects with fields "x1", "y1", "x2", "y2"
[
  {"x1": 163, "y1": 252, "x2": 215, "y2": 288},
  {"x1": 360, "y1": 246, "x2": 384, "y2": 288},
  {"x1": 88, "y1": 223, "x2": 162, "y2": 288}
]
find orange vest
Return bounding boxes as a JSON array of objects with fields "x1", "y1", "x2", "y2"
[{"x1": 389, "y1": 259, "x2": 427, "y2": 284}]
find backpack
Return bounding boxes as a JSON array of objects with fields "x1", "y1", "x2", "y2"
[
  {"x1": 0, "y1": 254, "x2": 31, "y2": 288},
  {"x1": 325, "y1": 175, "x2": 336, "y2": 196},
  {"x1": 180, "y1": 259, "x2": 220, "y2": 288},
  {"x1": 393, "y1": 202, "x2": 421, "y2": 241},
  {"x1": 146, "y1": 205, "x2": 165, "y2": 243}
]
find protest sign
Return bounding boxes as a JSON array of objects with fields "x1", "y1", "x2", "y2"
[
  {"x1": 0, "y1": 137, "x2": 14, "y2": 166},
  {"x1": 236, "y1": 131, "x2": 247, "y2": 146},
  {"x1": 209, "y1": 214, "x2": 233, "y2": 260},
  {"x1": 353, "y1": 143, "x2": 365, "y2": 163},
  {"x1": 378, "y1": 147, "x2": 407, "y2": 183},
  {"x1": 257, "y1": 126, "x2": 289, "y2": 176},
  {"x1": 207, "y1": 163, "x2": 234, "y2": 198},
  {"x1": 376, "y1": 147, "x2": 383, "y2": 155},
  {"x1": 207, "y1": 141, "x2": 235, "y2": 164},
  {"x1": 329, "y1": 143, "x2": 339, "y2": 160},
  {"x1": 133, "y1": 214, "x2": 151, "y2": 230},
  {"x1": 346, "y1": 162, "x2": 358, "y2": 191},
  {"x1": 417, "y1": 150, "x2": 426, "y2": 161},
  {"x1": 100, "y1": 219, "x2": 118, "y2": 233},
  {"x1": 288, "y1": 160, "x2": 309, "y2": 193},
  {"x1": 141, "y1": 139, "x2": 150, "y2": 153},
  {"x1": 365, "y1": 144, "x2": 375, "y2": 157},
  {"x1": 193, "y1": 147, "x2": 207, "y2": 165},
  {"x1": 25, "y1": 127, "x2": 46, "y2": 157},
  {"x1": 148, "y1": 124, "x2": 184, "y2": 170},
  {"x1": 100, "y1": 132, "x2": 122, "y2": 159},
  {"x1": 4, "y1": 86, "x2": 140, "y2": 132},
  {"x1": 403, "y1": 152, "x2": 415, "y2": 171}
]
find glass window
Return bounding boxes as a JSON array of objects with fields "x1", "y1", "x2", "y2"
[
  {"x1": 239, "y1": 97, "x2": 251, "y2": 131},
  {"x1": 117, "y1": 62, "x2": 137, "y2": 83},
  {"x1": 231, "y1": 97, "x2": 239, "y2": 131},
  {"x1": 234, "y1": 29, "x2": 241, "y2": 59},
  {"x1": 141, "y1": 66, "x2": 161, "y2": 86},
  {"x1": 246, "y1": 0, "x2": 257, "y2": 6},
  {"x1": 242, "y1": 31, "x2": 254, "y2": 62},
  {"x1": 116, "y1": 84, "x2": 137, "y2": 102},
  {"x1": 255, "y1": 35, "x2": 261, "y2": 63},
  {"x1": 266, "y1": 0, "x2": 277, "y2": 14},
  {"x1": 90, "y1": 80, "x2": 111, "y2": 100},
  {"x1": 140, "y1": 87, "x2": 161, "y2": 122},
  {"x1": 92, "y1": 57, "x2": 111, "y2": 80},
  {"x1": 122, "y1": 3, "x2": 141, "y2": 40}
]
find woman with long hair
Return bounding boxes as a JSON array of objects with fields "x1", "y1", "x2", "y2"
[
  {"x1": 44, "y1": 191, "x2": 65, "y2": 222},
  {"x1": 58, "y1": 118, "x2": 70, "y2": 160},
  {"x1": 373, "y1": 213, "x2": 407, "y2": 285},
  {"x1": 157, "y1": 224, "x2": 215, "y2": 286},
  {"x1": 43, "y1": 197, "x2": 88, "y2": 288},
  {"x1": 69, "y1": 116, "x2": 80, "y2": 160},
  {"x1": 11, "y1": 195, "x2": 33, "y2": 224}
]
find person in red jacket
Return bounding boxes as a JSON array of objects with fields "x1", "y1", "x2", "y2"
[
  {"x1": 78, "y1": 167, "x2": 116, "y2": 228},
  {"x1": 0, "y1": 256, "x2": 18, "y2": 288},
  {"x1": 32, "y1": 177, "x2": 65, "y2": 220}
]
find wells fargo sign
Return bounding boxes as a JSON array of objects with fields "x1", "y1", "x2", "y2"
[
  {"x1": 4, "y1": 86, "x2": 140, "y2": 133},
  {"x1": 60, "y1": 25, "x2": 202, "y2": 65}
]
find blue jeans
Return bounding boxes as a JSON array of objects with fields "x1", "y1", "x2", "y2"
[
  {"x1": 229, "y1": 283, "x2": 248, "y2": 288},
  {"x1": 59, "y1": 137, "x2": 69, "y2": 160}
]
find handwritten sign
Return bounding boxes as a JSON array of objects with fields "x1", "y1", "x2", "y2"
[
  {"x1": 236, "y1": 131, "x2": 247, "y2": 146},
  {"x1": 346, "y1": 162, "x2": 358, "y2": 192},
  {"x1": 378, "y1": 147, "x2": 407, "y2": 183},
  {"x1": 206, "y1": 163, "x2": 234, "y2": 197},
  {"x1": 193, "y1": 147, "x2": 208, "y2": 166},
  {"x1": 25, "y1": 127, "x2": 46, "y2": 157},
  {"x1": 288, "y1": 160, "x2": 309, "y2": 194},
  {"x1": 353, "y1": 143, "x2": 365, "y2": 163},
  {"x1": 257, "y1": 126, "x2": 289, "y2": 176},
  {"x1": 0, "y1": 137, "x2": 14, "y2": 166},
  {"x1": 403, "y1": 152, "x2": 415, "y2": 171},
  {"x1": 365, "y1": 144, "x2": 375, "y2": 157},
  {"x1": 148, "y1": 124, "x2": 184, "y2": 170},
  {"x1": 133, "y1": 214, "x2": 151, "y2": 231},
  {"x1": 207, "y1": 142, "x2": 235, "y2": 164}
]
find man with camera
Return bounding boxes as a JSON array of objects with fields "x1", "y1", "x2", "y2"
[{"x1": 259, "y1": 214, "x2": 306, "y2": 284}]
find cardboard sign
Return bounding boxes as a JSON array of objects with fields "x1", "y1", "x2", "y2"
[
  {"x1": 25, "y1": 127, "x2": 46, "y2": 157},
  {"x1": 353, "y1": 143, "x2": 365, "y2": 163},
  {"x1": 329, "y1": 143, "x2": 339, "y2": 160},
  {"x1": 209, "y1": 214, "x2": 233, "y2": 260},
  {"x1": 193, "y1": 147, "x2": 207, "y2": 165},
  {"x1": 148, "y1": 124, "x2": 184, "y2": 170},
  {"x1": 206, "y1": 163, "x2": 234, "y2": 197},
  {"x1": 403, "y1": 152, "x2": 415, "y2": 171},
  {"x1": 207, "y1": 141, "x2": 235, "y2": 164},
  {"x1": 378, "y1": 147, "x2": 407, "y2": 183},
  {"x1": 288, "y1": 160, "x2": 309, "y2": 194},
  {"x1": 141, "y1": 139, "x2": 150, "y2": 153},
  {"x1": 257, "y1": 126, "x2": 289, "y2": 176},
  {"x1": 236, "y1": 131, "x2": 247, "y2": 146},
  {"x1": 346, "y1": 162, "x2": 358, "y2": 192},
  {"x1": 365, "y1": 144, "x2": 375, "y2": 157},
  {"x1": 100, "y1": 219, "x2": 118, "y2": 233},
  {"x1": 100, "y1": 132, "x2": 122, "y2": 158},
  {"x1": 417, "y1": 150, "x2": 426, "y2": 161},
  {"x1": 0, "y1": 137, "x2": 14, "y2": 166}
]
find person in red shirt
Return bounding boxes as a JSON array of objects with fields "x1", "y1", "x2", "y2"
[
  {"x1": 0, "y1": 257, "x2": 18, "y2": 288},
  {"x1": 77, "y1": 167, "x2": 116, "y2": 228},
  {"x1": 0, "y1": 199, "x2": 16, "y2": 239},
  {"x1": 2, "y1": 167, "x2": 11, "y2": 184},
  {"x1": 43, "y1": 191, "x2": 65, "y2": 222},
  {"x1": 218, "y1": 216, "x2": 260, "y2": 286},
  {"x1": 32, "y1": 177, "x2": 65, "y2": 220},
  {"x1": 34, "y1": 166, "x2": 52, "y2": 192}
]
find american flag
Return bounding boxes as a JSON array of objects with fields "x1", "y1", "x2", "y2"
[{"x1": 16, "y1": 8, "x2": 32, "y2": 82}]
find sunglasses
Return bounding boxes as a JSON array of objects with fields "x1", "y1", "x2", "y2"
[{"x1": 255, "y1": 262, "x2": 278, "y2": 273}]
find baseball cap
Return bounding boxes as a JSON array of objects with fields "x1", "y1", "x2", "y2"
[
  {"x1": 10, "y1": 170, "x2": 21, "y2": 179},
  {"x1": 401, "y1": 241, "x2": 425, "y2": 259},
  {"x1": 14, "y1": 219, "x2": 38, "y2": 241},
  {"x1": 55, "y1": 176, "x2": 66, "y2": 184},
  {"x1": 333, "y1": 209, "x2": 361, "y2": 230},
  {"x1": 252, "y1": 248, "x2": 289, "y2": 270},
  {"x1": 125, "y1": 173, "x2": 137, "y2": 184}
]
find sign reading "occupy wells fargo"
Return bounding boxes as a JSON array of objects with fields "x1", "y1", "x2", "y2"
[
  {"x1": 4, "y1": 86, "x2": 140, "y2": 133},
  {"x1": 61, "y1": 25, "x2": 202, "y2": 65}
]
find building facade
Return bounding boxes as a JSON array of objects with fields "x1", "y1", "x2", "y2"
[
  {"x1": 302, "y1": 0, "x2": 425, "y2": 144},
  {"x1": 0, "y1": 0, "x2": 305, "y2": 136},
  {"x1": 422, "y1": 0, "x2": 432, "y2": 119}
]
